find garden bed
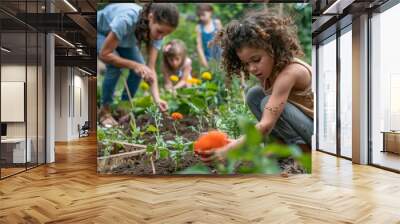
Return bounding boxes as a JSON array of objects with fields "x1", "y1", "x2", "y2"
[{"x1": 98, "y1": 113, "x2": 306, "y2": 175}]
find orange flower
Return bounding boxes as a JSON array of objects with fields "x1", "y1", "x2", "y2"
[
  {"x1": 171, "y1": 112, "x2": 183, "y2": 121},
  {"x1": 194, "y1": 131, "x2": 229, "y2": 153}
]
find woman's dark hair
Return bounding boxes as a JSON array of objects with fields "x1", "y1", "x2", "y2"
[
  {"x1": 196, "y1": 3, "x2": 213, "y2": 16},
  {"x1": 162, "y1": 39, "x2": 187, "y2": 73},
  {"x1": 135, "y1": 3, "x2": 179, "y2": 48},
  {"x1": 211, "y1": 9, "x2": 304, "y2": 80}
]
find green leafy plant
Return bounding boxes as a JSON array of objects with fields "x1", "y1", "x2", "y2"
[
  {"x1": 180, "y1": 118, "x2": 311, "y2": 174},
  {"x1": 145, "y1": 105, "x2": 169, "y2": 174},
  {"x1": 166, "y1": 136, "x2": 193, "y2": 171}
]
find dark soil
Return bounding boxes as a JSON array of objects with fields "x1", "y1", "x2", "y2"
[
  {"x1": 108, "y1": 153, "x2": 202, "y2": 175},
  {"x1": 99, "y1": 114, "x2": 306, "y2": 175},
  {"x1": 134, "y1": 113, "x2": 208, "y2": 144}
]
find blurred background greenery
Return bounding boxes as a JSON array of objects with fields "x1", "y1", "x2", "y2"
[{"x1": 97, "y1": 3, "x2": 311, "y2": 75}]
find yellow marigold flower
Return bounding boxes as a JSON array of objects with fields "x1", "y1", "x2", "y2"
[
  {"x1": 139, "y1": 81, "x2": 149, "y2": 91},
  {"x1": 170, "y1": 75, "x2": 179, "y2": 83},
  {"x1": 186, "y1": 77, "x2": 194, "y2": 85},
  {"x1": 201, "y1": 71, "x2": 212, "y2": 80},
  {"x1": 187, "y1": 77, "x2": 201, "y2": 85}
]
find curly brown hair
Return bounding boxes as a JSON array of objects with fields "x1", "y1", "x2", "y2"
[
  {"x1": 135, "y1": 3, "x2": 179, "y2": 48},
  {"x1": 211, "y1": 9, "x2": 304, "y2": 79}
]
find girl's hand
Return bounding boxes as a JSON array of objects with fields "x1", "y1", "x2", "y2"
[
  {"x1": 133, "y1": 63, "x2": 155, "y2": 84},
  {"x1": 156, "y1": 99, "x2": 168, "y2": 112}
]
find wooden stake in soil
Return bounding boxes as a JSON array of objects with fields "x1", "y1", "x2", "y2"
[
  {"x1": 97, "y1": 142, "x2": 146, "y2": 173},
  {"x1": 150, "y1": 155, "x2": 156, "y2": 175},
  {"x1": 123, "y1": 77, "x2": 137, "y2": 127}
]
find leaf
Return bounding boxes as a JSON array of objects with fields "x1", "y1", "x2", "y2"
[
  {"x1": 238, "y1": 166, "x2": 257, "y2": 174},
  {"x1": 191, "y1": 97, "x2": 207, "y2": 110},
  {"x1": 297, "y1": 154, "x2": 312, "y2": 173},
  {"x1": 133, "y1": 96, "x2": 153, "y2": 108},
  {"x1": 176, "y1": 101, "x2": 191, "y2": 115},
  {"x1": 185, "y1": 142, "x2": 194, "y2": 152},
  {"x1": 146, "y1": 124, "x2": 158, "y2": 133},
  {"x1": 262, "y1": 144, "x2": 293, "y2": 158},
  {"x1": 239, "y1": 119, "x2": 262, "y2": 146},
  {"x1": 146, "y1": 145, "x2": 155, "y2": 153},
  {"x1": 179, "y1": 88, "x2": 197, "y2": 96},
  {"x1": 159, "y1": 148, "x2": 170, "y2": 159},
  {"x1": 205, "y1": 82, "x2": 218, "y2": 91}
]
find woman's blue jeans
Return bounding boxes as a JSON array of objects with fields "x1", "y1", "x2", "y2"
[
  {"x1": 97, "y1": 34, "x2": 144, "y2": 106},
  {"x1": 245, "y1": 85, "x2": 313, "y2": 145}
]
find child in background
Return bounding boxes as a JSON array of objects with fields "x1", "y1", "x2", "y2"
[
  {"x1": 162, "y1": 39, "x2": 193, "y2": 91},
  {"x1": 97, "y1": 3, "x2": 179, "y2": 126},
  {"x1": 196, "y1": 3, "x2": 222, "y2": 68},
  {"x1": 199, "y1": 10, "x2": 314, "y2": 162}
]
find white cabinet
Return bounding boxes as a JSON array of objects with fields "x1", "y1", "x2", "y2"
[{"x1": 1, "y1": 138, "x2": 32, "y2": 163}]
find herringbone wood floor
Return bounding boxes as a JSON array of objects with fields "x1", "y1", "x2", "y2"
[{"x1": 1, "y1": 135, "x2": 400, "y2": 224}]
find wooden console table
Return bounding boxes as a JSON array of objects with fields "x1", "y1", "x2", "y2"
[{"x1": 381, "y1": 131, "x2": 400, "y2": 154}]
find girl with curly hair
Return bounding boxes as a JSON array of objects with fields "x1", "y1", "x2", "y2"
[
  {"x1": 161, "y1": 39, "x2": 193, "y2": 91},
  {"x1": 97, "y1": 3, "x2": 179, "y2": 126},
  {"x1": 198, "y1": 10, "x2": 314, "y2": 162}
]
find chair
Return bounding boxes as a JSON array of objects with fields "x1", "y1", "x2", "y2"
[{"x1": 78, "y1": 121, "x2": 90, "y2": 138}]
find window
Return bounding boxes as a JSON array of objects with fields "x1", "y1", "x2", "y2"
[
  {"x1": 370, "y1": 3, "x2": 400, "y2": 171},
  {"x1": 317, "y1": 35, "x2": 337, "y2": 154},
  {"x1": 0, "y1": 0, "x2": 46, "y2": 179},
  {"x1": 339, "y1": 27, "x2": 352, "y2": 158}
]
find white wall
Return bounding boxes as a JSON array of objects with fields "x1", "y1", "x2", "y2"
[
  {"x1": 0, "y1": 65, "x2": 38, "y2": 138},
  {"x1": 1, "y1": 64, "x2": 46, "y2": 164},
  {"x1": 54, "y1": 67, "x2": 89, "y2": 141},
  {"x1": 55, "y1": 66, "x2": 69, "y2": 141}
]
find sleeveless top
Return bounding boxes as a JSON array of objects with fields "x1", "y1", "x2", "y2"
[
  {"x1": 262, "y1": 58, "x2": 314, "y2": 119},
  {"x1": 200, "y1": 19, "x2": 221, "y2": 61}
]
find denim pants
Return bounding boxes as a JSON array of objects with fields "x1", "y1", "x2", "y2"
[
  {"x1": 97, "y1": 34, "x2": 144, "y2": 106},
  {"x1": 245, "y1": 85, "x2": 313, "y2": 145}
]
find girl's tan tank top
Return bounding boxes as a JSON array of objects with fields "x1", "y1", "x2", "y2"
[{"x1": 262, "y1": 58, "x2": 314, "y2": 119}]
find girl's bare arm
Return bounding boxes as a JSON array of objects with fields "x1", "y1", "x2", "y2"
[
  {"x1": 99, "y1": 32, "x2": 155, "y2": 83},
  {"x1": 147, "y1": 46, "x2": 162, "y2": 102},
  {"x1": 256, "y1": 65, "x2": 301, "y2": 135}
]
